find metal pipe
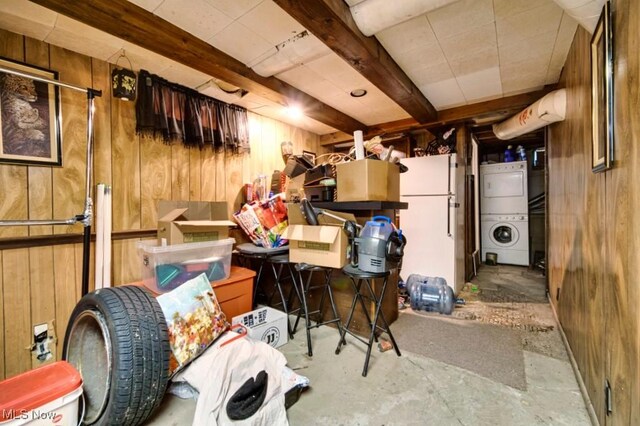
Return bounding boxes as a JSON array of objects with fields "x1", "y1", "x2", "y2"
[
  {"x1": 0, "y1": 218, "x2": 79, "y2": 226},
  {"x1": 0, "y1": 64, "x2": 94, "y2": 94}
]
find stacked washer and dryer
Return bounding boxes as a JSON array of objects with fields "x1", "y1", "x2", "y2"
[{"x1": 479, "y1": 161, "x2": 529, "y2": 266}]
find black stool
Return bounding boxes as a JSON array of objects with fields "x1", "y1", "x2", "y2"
[
  {"x1": 335, "y1": 265, "x2": 401, "y2": 377},
  {"x1": 293, "y1": 264, "x2": 344, "y2": 357},
  {"x1": 265, "y1": 254, "x2": 302, "y2": 338},
  {"x1": 234, "y1": 243, "x2": 289, "y2": 305}
]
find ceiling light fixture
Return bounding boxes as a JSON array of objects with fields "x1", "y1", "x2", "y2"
[
  {"x1": 350, "y1": 89, "x2": 367, "y2": 98},
  {"x1": 286, "y1": 105, "x2": 304, "y2": 119}
]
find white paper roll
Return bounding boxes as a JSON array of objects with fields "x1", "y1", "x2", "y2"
[{"x1": 354, "y1": 130, "x2": 365, "y2": 160}]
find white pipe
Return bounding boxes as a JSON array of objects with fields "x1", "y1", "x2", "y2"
[
  {"x1": 350, "y1": 0, "x2": 459, "y2": 36},
  {"x1": 493, "y1": 89, "x2": 567, "y2": 140},
  {"x1": 103, "y1": 186, "x2": 112, "y2": 288},
  {"x1": 95, "y1": 184, "x2": 105, "y2": 290},
  {"x1": 354, "y1": 130, "x2": 365, "y2": 160}
]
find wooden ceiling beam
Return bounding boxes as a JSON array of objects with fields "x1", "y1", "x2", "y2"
[
  {"x1": 30, "y1": 0, "x2": 366, "y2": 134},
  {"x1": 273, "y1": 0, "x2": 437, "y2": 123},
  {"x1": 319, "y1": 86, "x2": 556, "y2": 146}
]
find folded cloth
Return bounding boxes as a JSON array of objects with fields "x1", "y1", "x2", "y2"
[
  {"x1": 173, "y1": 331, "x2": 288, "y2": 426},
  {"x1": 226, "y1": 371, "x2": 268, "y2": 420}
]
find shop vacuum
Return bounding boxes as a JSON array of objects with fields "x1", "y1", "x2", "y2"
[{"x1": 299, "y1": 200, "x2": 406, "y2": 273}]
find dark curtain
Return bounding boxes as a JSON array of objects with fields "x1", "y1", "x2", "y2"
[{"x1": 135, "y1": 70, "x2": 250, "y2": 153}]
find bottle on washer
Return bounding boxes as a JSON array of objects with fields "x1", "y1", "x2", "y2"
[{"x1": 504, "y1": 145, "x2": 515, "y2": 162}]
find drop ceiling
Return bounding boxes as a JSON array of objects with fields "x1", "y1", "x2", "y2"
[{"x1": 0, "y1": 0, "x2": 604, "y2": 136}]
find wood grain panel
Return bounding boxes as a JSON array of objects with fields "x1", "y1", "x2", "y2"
[
  {"x1": 110, "y1": 95, "x2": 140, "y2": 231},
  {"x1": 214, "y1": 150, "x2": 226, "y2": 202},
  {"x1": 25, "y1": 38, "x2": 54, "y2": 237},
  {"x1": 0, "y1": 252, "x2": 4, "y2": 379},
  {"x1": 28, "y1": 246, "x2": 56, "y2": 368},
  {"x1": 171, "y1": 144, "x2": 190, "y2": 201},
  {"x1": 50, "y1": 46, "x2": 91, "y2": 235},
  {"x1": 91, "y1": 59, "x2": 112, "y2": 190},
  {"x1": 548, "y1": 4, "x2": 640, "y2": 422},
  {"x1": 53, "y1": 245, "x2": 76, "y2": 360},
  {"x1": 140, "y1": 135, "x2": 172, "y2": 228},
  {"x1": 606, "y1": 1, "x2": 639, "y2": 423},
  {"x1": 200, "y1": 148, "x2": 217, "y2": 202},
  {"x1": 548, "y1": 26, "x2": 607, "y2": 421},
  {"x1": 225, "y1": 154, "x2": 244, "y2": 216},
  {"x1": 189, "y1": 148, "x2": 202, "y2": 201},
  {"x1": 0, "y1": 30, "x2": 28, "y2": 239},
  {"x1": 112, "y1": 239, "x2": 140, "y2": 285},
  {"x1": 3, "y1": 249, "x2": 31, "y2": 378},
  {"x1": 248, "y1": 113, "x2": 263, "y2": 186}
]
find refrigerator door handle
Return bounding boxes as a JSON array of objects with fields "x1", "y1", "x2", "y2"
[
  {"x1": 447, "y1": 195, "x2": 452, "y2": 237},
  {"x1": 447, "y1": 154, "x2": 452, "y2": 195}
]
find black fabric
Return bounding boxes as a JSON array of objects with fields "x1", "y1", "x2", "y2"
[
  {"x1": 226, "y1": 370, "x2": 268, "y2": 420},
  {"x1": 135, "y1": 69, "x2": 249, "y2": 153}
]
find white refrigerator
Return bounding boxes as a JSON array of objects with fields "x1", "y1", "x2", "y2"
[{"x1": 400, "y1": 154, "x2": 464, "y2": 294}]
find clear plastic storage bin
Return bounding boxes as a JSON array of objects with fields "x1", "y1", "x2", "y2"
[{"x1": 137, "y1": 238, "x2": 235, "y2": 294}]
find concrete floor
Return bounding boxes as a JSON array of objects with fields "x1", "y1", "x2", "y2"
[{"x1": 147, "y1": 265, "x2": 593, "y2": 425}]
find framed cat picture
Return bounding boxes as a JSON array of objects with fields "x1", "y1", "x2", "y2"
[{"x1": 0, "y1": 57, "x2": 62, "y2": 166}]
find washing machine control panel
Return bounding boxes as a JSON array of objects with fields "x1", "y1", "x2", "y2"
[{"x1": 486, "y1": 215, "x2": 528, "y2": 222}]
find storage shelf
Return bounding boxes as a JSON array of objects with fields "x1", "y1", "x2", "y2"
[{"x1": 311, "y1": 201, "x2": 409, "y2": 210}]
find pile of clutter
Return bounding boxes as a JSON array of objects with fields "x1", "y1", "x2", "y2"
[{"x1": 234, "y1": 193, "x2": 289, "y2": 248}]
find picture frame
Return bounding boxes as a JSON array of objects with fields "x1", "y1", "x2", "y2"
[
  {"x1": 302, "y1": 150, "x2": 316, "y2": 166},
  {"x1": 0, "y1": 57, "x2": 62, "y2": 166},
  {"x1": 590, "y1": 1, "x2": 613, "y2": 173}
]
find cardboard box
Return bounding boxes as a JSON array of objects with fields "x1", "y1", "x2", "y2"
[
  {"x1": 232, "y1": 306, "x2": 288, "y2": 348},
  {"x1": 336, "y1": 159, "x2": 400, "y2": 202},
  {"x1": 282, "y1": 203, "x2": 355, "y2": 269},
  {"x1": 157, "y1": 200, "x2": 236, "y2": 245},
  {"x1": 285, "y1": 174, "x2": 306, "y2": 203}
]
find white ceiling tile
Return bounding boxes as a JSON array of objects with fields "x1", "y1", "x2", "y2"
[
  {"x1": 496, "y1": 2, "x2": 564, "y2": 44},
  {"x1": 493, "y1": 0, "x2": 550, "y2": 19},
  {"x1": 376, "y1": 15, "x2": 437, "y2": 55},
  {"x1": 427, "y1": 0, "x2": 494, "y2": 39},
  {"x1": 392, "y1": 42, "x2": 448, "y2": 73},
  {"x1": 546, "y1": 13, "x2": 579, "y2": 83},
  {"x1": 204, "y1": 0, "x2": 263, "y2": 20},
  {"x1": 501, "y1": 66, "x2": 548, "y2": 94},
  {"x1": 276, "y1": 65, "x2": 318, "y2": 88},
  {"x1": 156, "y1": 63, "x2": 211, "y2": 89},
  {"x1": 0, "y1": 0, "x2": 57, "y2": 40},
  {"x1": 108, "y1": 42, "x2": 174, "y2": 74},
  {"x1": 154, "y1": 0, "x2": 232, "y2": 41},
  {"x1": 545, "y1": 68, "x2": 562, "y2": 85},
  {"x1": 448, "y1": 45, "x2": 499, "y2": 77},
  {"x1": 499, "y1": 31, "x2": 556, "y2": 69},
  {"x1": 45, "y1": 15, "x2": 124, "y2": 61},
  {"x1": 250, "y1": 32, "x2": 330, "y2": 76},
  {"x1": 553, "y1": 0, "x2": 594, "y2": 8},
  {"x1": 126, "y1": 0, "x2": 164, "y2": 12},
  {"x1": 439, "y1": 23, "x2": 497, "y2": 62},
  {"x1": 456, "y1": 66, "x2": 502, "y2": 101},
  {"x1": 408, "y1": 63, "x2": 455, "y2": 86},
  {"x1": 233, "y1": 92, "x2": 268, "y2": 109},
  {"x1": 238, "y1": 0, "x2": 305, "y2": 45},
  {"x1": 209, "y1": 21, "x2": 272, "y2": 65},
  {"x1": 418, "y1": 78, "x2": 466, "y2": 110},
  {"x1": 344, "y1": 0, "x2": 366, "y2": 6}
]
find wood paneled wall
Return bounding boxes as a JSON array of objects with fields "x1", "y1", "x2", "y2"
[
  {"x1": 0, "y1": 30, "x2": 320, "y2": 380},
  {"x1": 547, "y1": 0, "x2": 639, "y2": 424}
]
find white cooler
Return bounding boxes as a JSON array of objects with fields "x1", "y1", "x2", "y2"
[{"x1": 0, "y1": 361, "x2": 83, "y2": 426}]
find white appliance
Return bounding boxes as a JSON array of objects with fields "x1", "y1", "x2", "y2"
[
  {"x1": 481, "y1": 215, "x2": 529, "y2": 266},
  {"x1": 400, "y1": 154, "x2": 463, "y2": 294},
  {"x1": 480, "y1": 161, "x2": 528, "y2": 214}
]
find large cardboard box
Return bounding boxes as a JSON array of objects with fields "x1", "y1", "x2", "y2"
[
  {"x1": 282, "y1": 203, "x2": 354, "y2": 269},
  {"x1": 336, "y1": 159, "x2": 400, "y2": 202},
  {"x1": 232, "y1": 306, "x2": 288, "y2": 348},
  {"x1": 157, "y1": 200, "x2": 236, "y2": 245}
]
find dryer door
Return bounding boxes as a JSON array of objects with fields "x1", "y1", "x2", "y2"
[{"x1": 489, "y1": 222, "x2": 519, "y2": 248}]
